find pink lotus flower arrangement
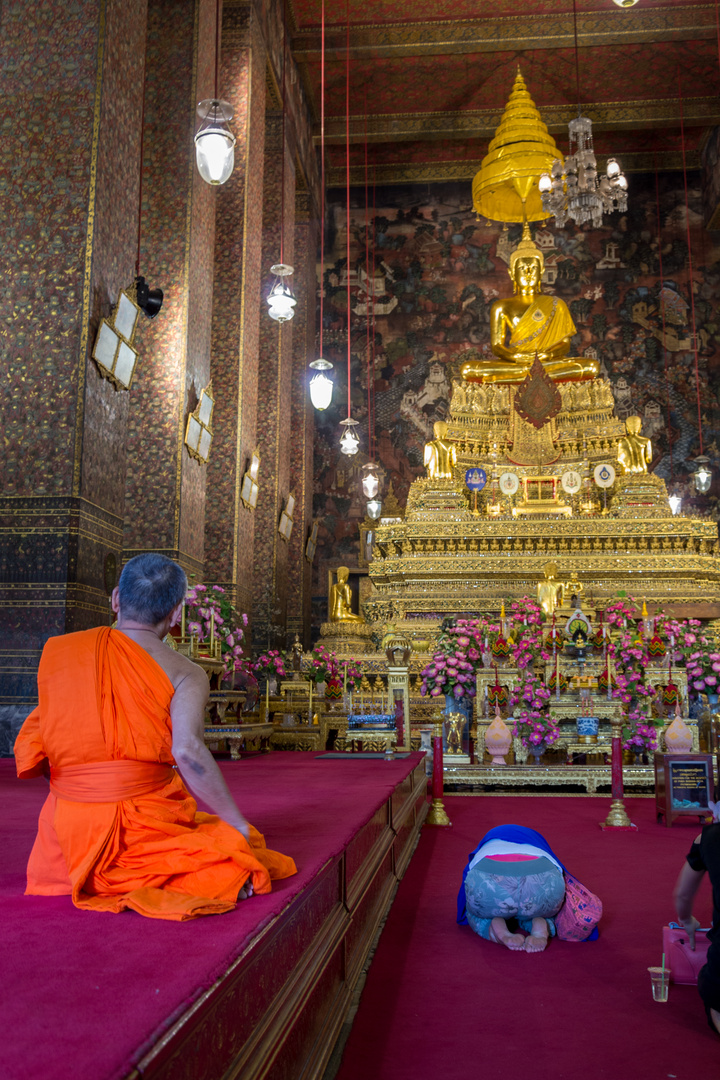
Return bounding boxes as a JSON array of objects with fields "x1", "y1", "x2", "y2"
[
  {"x1": 420, "y1": 617, "x2": 483, "y2": 699},
  {"x1": 307, "y1": 644, "x2": 339, "y2": 684},
  {"x1": 185, "y1": 583, "x2": 248, "y2": 676},
  {"x1": 340, "y1": 659, "x2": 363, "y2": 690},
  {"x1": 511, "y1": 673, "x2": 558, "y2": 749},
  {"x1": 623, "y1": 712, "x2": 658, "y2": 756},
  {"x1": 252, "y1": 649, "x2": 287, "y2": 682}
]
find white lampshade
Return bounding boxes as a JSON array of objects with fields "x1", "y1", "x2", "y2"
[
  {"x1": 694, "y1": 456, "x2": 713, "y2": 494},
  {"x1": 339, "y1": 418, "x2": 360, "y2": 456},
  {"x1": 267, "y1": 279, "x2": 296, "y2": 322},
  {"x1": 195, "y1": 100, "x2": 236, "y2": 186},
  {"x1": 605, "y1": 158, "x2": 621, "y2": 179},
  {"x1": 668, "y1": 494, "x2": 682, "y2": 515},
  {"x1": 613, "y1": 0, "x2": 638, "y2": 6},
  {"x1": 309, "y1": 357, "x2": 334, "y2": 410},
  {"x1": 366, "y1": 498, "x2": 382, "y2": 519},
  {"x1": 361, "y1": 461, "x2": 381, "y2": 498}
]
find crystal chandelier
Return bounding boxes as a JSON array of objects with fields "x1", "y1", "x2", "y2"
[{"x1": 539, "y1": 116, "x2": 627, "y2": 228}]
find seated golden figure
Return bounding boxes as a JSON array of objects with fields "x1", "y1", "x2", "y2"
[
  {"x1": 617, "y1": 416, "x2": 652, "y2": 474},
  {"x1": 424, "y1": 421, "x2": 457, "y2": 480},
  {"x1": 461, "y1": 225, "x2": 599, "y2": 385},
  {"x1": 330, "y1": 566, "x2": 365, "y2": 623},
  {"x1": 537, "y1": 562, "x2": 564, "y2": 617}
]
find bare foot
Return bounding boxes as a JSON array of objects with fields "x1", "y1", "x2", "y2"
[
  {"x1": 524, "y1": 917, "x2": 549, "y2": 953},
  {"x1": 490, "y1": 917, "x2": 526, "y2": 951},
  {"x1": 237, "y1": 881, "x2": 254, "y2": 901}
]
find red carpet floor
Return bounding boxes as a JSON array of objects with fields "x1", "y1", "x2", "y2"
[
  {"x1": 336, "y1": 796, "x2": 719, "y2": 1080},
  {"x1": 0, "y1": 752, "x2": 422, "y2": 1080}
]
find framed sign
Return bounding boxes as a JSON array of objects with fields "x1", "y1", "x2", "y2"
[{"x1": 654, "y1": 753, "x2": 712, "y2": 826}]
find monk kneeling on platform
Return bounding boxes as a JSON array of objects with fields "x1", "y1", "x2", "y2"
[
  {"x1": 457, "y1": 825, "x2": 601, "y2": 952},
  {"x1": 14, "y1": 553, "x2": 296, "y2": 921}
]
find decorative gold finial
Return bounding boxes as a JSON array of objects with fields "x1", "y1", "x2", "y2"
[{"x1": 472, "y1": 71, "x2": 563, "y2": 224}]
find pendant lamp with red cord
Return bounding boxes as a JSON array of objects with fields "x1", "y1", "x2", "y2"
[
  {"x1": 339, "y1": 0, "x2": 359, "y2": 456},
  {"x1": 195, "y1": 0, "x2": 236, "y2": 185},
  {"x1": 267, "y1": 13, "x2": 296, "y2": 323},
  {"x1": 309, "y1": 0, "x2": 334, "y2": 409}
]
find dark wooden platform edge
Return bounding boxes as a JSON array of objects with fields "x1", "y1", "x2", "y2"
[{"x1": 128, "y1": 758, "x2": 429, "y2": 1080}]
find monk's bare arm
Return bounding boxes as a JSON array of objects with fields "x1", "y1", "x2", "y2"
[{"x1": 170, "y1": 667, "x2": 250, "y2": 839}]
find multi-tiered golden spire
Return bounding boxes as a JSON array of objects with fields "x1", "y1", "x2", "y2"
[{"x1": 472, "y1": 70, "x2": 563, "y2": 224}]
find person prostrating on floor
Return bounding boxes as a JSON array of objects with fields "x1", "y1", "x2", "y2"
[
  {"x1": 457, "y1": 824, "x2": 602, "y2": 952},
  {"x1": 14, "y1": 553, "x2": 296, "y2": 921},
  {"x1": 673, "y1": 796, "x2": 720, "y2": 1036}
]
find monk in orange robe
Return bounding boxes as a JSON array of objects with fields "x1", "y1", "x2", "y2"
[{"x1": 14, "y1": 553, "x2": 296, "y2": 921}]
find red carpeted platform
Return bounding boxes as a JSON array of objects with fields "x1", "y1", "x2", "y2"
[
  {"x1": 336, "y1": 796, "x2": 719, "y2": 1080},
  {"x1": 0, "y1": 752, "x2": 427, "y2": 1080}
]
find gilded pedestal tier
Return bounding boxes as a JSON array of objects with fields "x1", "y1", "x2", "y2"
[{"x1": 365, "y1": 376, "x2": 720, "y2": 623}]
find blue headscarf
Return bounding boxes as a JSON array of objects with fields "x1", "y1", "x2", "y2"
[{"x1": 456, "y1": 824, "x2": 567, "y2": 926}]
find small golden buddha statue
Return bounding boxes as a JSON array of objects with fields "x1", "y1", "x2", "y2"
[
  {"x1": 329, "y1": 566, "x2": 365, "y2": 623},
  {"x1": 461, "y1": 225, "x2": 599, "y2": 385},
  {"x1": 423, "y1": 420, "x2": 457, "y2": 480},
  {"x1": 537, "y1": 562, "x2": 564, "y2": 617},
  {"x1": 617, "y1": 416, "x2": 652, "y2": 474}
]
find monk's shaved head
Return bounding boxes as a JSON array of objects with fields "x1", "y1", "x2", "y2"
[{"x1": 118, "y1": 553, "x2": 187, "y2": 626}]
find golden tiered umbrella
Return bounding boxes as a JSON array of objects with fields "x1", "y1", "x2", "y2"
[{"x1": 472, "y1": 70, "x2": 563, "y2": 224}]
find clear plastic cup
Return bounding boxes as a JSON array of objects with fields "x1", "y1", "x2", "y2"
[{"x1": 648, "y1": 966, "x2": 669, "y2": 1002}]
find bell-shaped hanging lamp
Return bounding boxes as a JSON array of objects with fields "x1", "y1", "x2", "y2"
[
  {"x1": 366, "y1": 498, "x2": 382, "y2": 520},
  {"x1": 361, "y1": 462, "x2": 381, "y2": 499},
  {"x1": 309, "y1": 358, "x2": 334, "y2": 410},
  {"x1": 339, "y1": 417, "x2": 360, "y2": 456},
  {"x1": 668, "y1": 493, "x2": 682, "y2": 515},
  {"x1": 195, "y1": 100, "x2": 236, "y2": 185},
  {"x1": 267, "y1": 264, "x2": 296, "y2": 322},
  {"x1": 694, "y1": 455, "x2": 713, "y2": 494}
]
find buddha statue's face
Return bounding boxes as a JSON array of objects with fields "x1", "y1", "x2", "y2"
[{"x1": 512, "y1": 256, "x2": 542, "y2": 293}]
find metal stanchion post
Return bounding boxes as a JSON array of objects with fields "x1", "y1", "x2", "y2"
[{"x1": 426, "y1": 711, "x2": 451, "y2": 827}]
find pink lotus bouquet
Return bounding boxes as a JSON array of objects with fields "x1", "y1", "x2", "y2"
[
  {"x1": 506, "y1": 597, "x2": 550, "y2": 670},
  {"x1": 623, "y1": 711, "x2": 658, "y2": 755},
  {"x1": 185, "y1": 583, "x2": 248, "y2": 675},
  {"x1": 307, "y1": 644, "x2": 339, "y2": 684},
  {"x1": 511, "y1": 671, "x2": 558, "y2": 748},
  {"x1": 420, "y1": 617, "x2": 483, "y2": 699},
  {"x1": 252, "y1": 649, "x2": 287, "y2": 682},
  {"x1": 340, "y1": 659, "x2": 363, "y2": 690}
]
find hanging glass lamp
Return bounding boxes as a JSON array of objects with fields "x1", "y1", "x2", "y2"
[
  {"x1": 195, "y1": 100, "x2": 236, "y2": 185},
  {"x1": 267, "y1": 264, "x2": 296, "y2": 322},
  {"x1": 309, "y1": 358, "x2": 334, "y2": 410},
  {"x1": 339, "y1": 417, "x2": 360, "y2": 456}
]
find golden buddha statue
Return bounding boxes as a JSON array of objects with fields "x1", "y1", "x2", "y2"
[
  {"x1": 329, "y1": 566, "x2": 365, "y2": 623},
  {"x1": 536, "y1": 562, "x2": 564, "y2": 617},
  {"x1": 423, "y1": 421, "x2": 457, "y2": 480},
  {"x1": 461, "y1": 225, "x2": 599, "y2": 385},
  {"x1": 617, "y1": 416, "x2": 652, "y2": 474}
]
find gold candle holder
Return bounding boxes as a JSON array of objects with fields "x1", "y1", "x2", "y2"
[{"x1": 601, "y1": 716, "x2": 633, "y2": 829}]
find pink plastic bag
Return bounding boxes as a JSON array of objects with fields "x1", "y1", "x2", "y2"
[
  {"x1": 555, "y1": 873, "x2": 603, "y2": 941},
  {"x1": 662, "y1": 923, "x2": 711, "y2": 984}
]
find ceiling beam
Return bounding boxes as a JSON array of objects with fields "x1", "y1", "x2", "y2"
[
  {"x1": 293, "y1": 6, "x2": 717, "y2": 62},
  {"x1": 316, "y1": 98, "x2": 720, "y2": 144},
  {"x1": 324, "y1": 149, "x2": 700, "y2": 188}
]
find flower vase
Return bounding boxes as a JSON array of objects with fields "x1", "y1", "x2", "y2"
[
  {"x1": 664, "y1": 716, "x2": 693, "y2": 753},
  {"x1": 315, "y1": 680, "x2": 326, "y2": 697},
  {"x1": 632, "y1": 750, "x2": 645, "y2": 766},
  {"x1": 528, "y1": 742, "x2": 546, "y2": 766},
  {"x1": 267, "y1": 677, "x2": 277, "y2": 696}
]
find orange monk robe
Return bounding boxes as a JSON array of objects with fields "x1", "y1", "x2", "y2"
[{"x1": 14, "y1": 627, "x2": 296, "y2": 921}]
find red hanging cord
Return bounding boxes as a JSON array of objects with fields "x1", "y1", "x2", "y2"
[
  {"x1": 678, "y1": 73, "x2": 703, "y2": 455},
  {"x1": 365, "y1": 89, "x2": 372, "y2": 457},
  {"x1": 319, "y1": 0, "x2": 325, "y2": 358},
  {"x1": 654, "y1": 155, "x2": 673, "y2": 481},
  {"x1": 345, "y1": 0, "x2": 351, "y2": 420},
  {"x1": 371, "y1": 150, "x2": 377, "y2": 460},
  {"x1": 572, "y1": 0, "x2": 581, "y2": 112},
  {"x1": 280, "y1": 14, "x2": 286, "y2": 266}
]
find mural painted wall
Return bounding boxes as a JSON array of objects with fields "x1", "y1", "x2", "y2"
[{"x1": 311, "y1": 172, "x2": 720, "y2": 631}]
